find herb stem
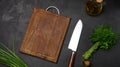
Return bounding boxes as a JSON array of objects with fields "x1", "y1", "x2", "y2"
[{"x1": 83, "y1": 42, "x2": 100, "y2": 60}]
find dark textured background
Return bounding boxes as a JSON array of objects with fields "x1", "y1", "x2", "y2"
[{"x1": 0, "y1": 0, "x2": 120, "y2": 67}]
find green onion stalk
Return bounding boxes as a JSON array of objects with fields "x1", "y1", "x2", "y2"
[{"x1": 0, "y1": 42, "x2": 28, "y2": 67}]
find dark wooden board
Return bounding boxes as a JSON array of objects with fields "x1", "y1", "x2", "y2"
[{"x1": 20, "y1": 7, "x2": 70, "y2": 63}]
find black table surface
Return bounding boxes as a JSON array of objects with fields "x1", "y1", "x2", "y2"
[{"x1": 0, "y1": 0, "x2": 120, "y2": 67}]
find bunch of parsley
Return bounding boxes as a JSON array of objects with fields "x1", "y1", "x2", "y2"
[{"x1": 83, "y1": 25, "x2": 119, "y2": 67}]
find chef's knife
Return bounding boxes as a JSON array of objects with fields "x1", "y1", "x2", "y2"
[{"x1": 68, "y1": 19, "x2": 83, "y2": 67}]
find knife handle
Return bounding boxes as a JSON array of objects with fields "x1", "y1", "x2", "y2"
[{"x1": 68, "y1": 51, "x2": 75, "y2": 67}]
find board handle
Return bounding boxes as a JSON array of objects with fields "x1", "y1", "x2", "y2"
[{"x1": 46, "y1": 6, "x2": 60, "y2": 14}]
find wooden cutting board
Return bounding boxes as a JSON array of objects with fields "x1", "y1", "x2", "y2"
[{"x1": 20, "y1": 7, "x2": 70, "y2": 63}]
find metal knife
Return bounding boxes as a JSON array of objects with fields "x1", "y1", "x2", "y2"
[{"x1": 68, "y1": 19, "x2": 83, "y2": 67}]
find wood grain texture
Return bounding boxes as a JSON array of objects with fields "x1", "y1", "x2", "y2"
[{"x1": 20, "y1": 7, "x2": 70, "y2": 63}]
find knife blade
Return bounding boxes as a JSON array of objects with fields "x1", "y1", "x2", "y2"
[{"x1": 68, "y1": 19, "x2": 83, "y2": 67}]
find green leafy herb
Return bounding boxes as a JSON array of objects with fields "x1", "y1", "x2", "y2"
[
  {"x1": 82, "y1": 25, "x2": 119, "y2": 66},
  {"x1": 0, "y1": 42, "x2": 28, "y2": 67}
]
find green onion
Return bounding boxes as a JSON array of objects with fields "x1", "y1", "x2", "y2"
[{"x1": 0, "y1": 42, "x2": 28, "y2": 67}]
